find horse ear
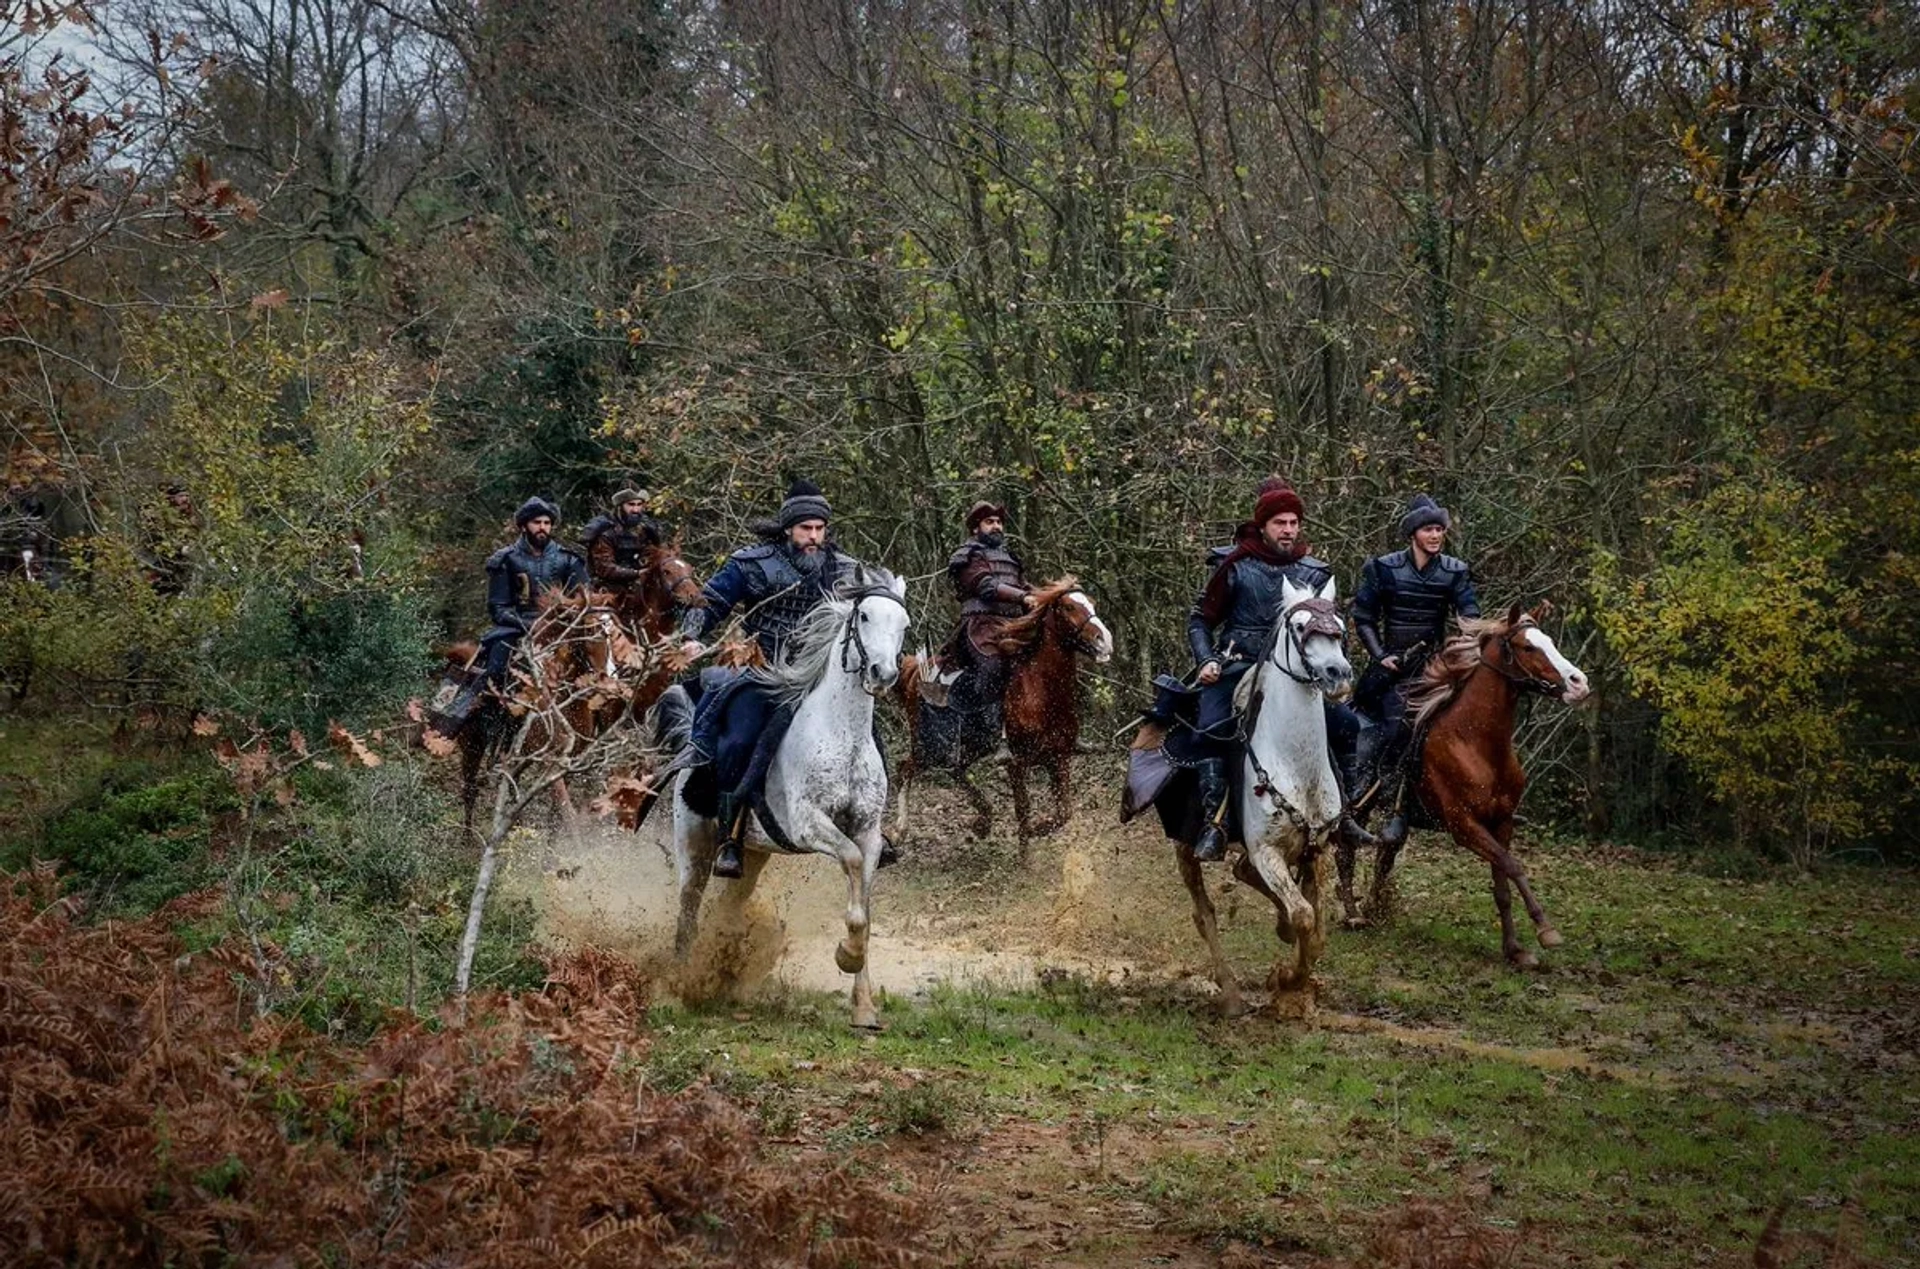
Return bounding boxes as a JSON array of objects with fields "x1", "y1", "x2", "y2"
[
  {"x1": 1316, "y1": 575, "x2": 1337, "y2": 603},
  {"x1": 1506, "y1": 600, "x2": 1524, "y2": 626},
  {"x1": 890, "y1": 572, "x2": 907, "y2": 599},
  {"x1": 1280, "y1": 576, "x2": 1305, "y2": 607},
  {"x1": 1529, "y1": 598, "x2": 1554, "y2": 623}
]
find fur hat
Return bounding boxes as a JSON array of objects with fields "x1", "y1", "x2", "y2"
[
  {"x1": 778, "y1": 478, "x2": 831, "y2": 530},
  {"x1": 964, "y1": 500, "x2": 1009, "y2": 533},
  {"x1": 1253, "y1": 481, "x2": 1305, "y2": 527},
  {"x1": 1398, "y1": 493, "x2": 1451, "y2": 538},
  {"x1": 514, "y1": 496, "x2": 561, "y2": 527},
  {"x1": 612, "y1": 486, "x2": 650, "y2": 507}
]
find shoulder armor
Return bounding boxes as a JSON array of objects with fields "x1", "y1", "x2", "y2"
[
  {"x1": 555, "y1": 543, "x2": 586, "y2": 563},
  {"x1": 1205, "y1": 543, "x2": 1234, "y2": 568},
  {"x1": 948, "y1": 542, "x2": 982, "y2": 568},
  {"x1": 1377, "y1": 549, "x2": 1409, "y2": 569},
  {"x1": 485, "y1": 545, "x2": 515, "y2": 571},
  {"x1": 1298, "y1": 554, "x2": 1330, "y2": 571},
  {"x1": 733, "y1": 543, "x2": 778, "y2": 562},
  {"x1": 1437, "y1": 553, "x2": 1470, "y2": 574},
  {"x1": 579, "y1": 515, "x2": 616, "y2": 544}
]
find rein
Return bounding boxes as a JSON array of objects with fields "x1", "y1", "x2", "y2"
[
  {"x1": 1486, "y1": 626, "x2": 1565, "y2": 697},
  {"x1": 838, "y1": 588, "x2": 910, "y2": 678}
]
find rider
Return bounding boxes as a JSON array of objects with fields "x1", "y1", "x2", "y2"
[
  {"x1": 676, "y1": 479, "x2": 869, "y2": 879},
  {"x1": 943, "y1": 500, "x2": 1035, "y2": 706},
  {"x1": 1351, "y1": 493, "x2": 1480, "y2": 846},
  {"x1": 1185, "y1": 480, "x2": 1334, "y2": 862},
  {"x1": 481, "y1": 496, "x2": 590, "y2": 689},
  {"x1": 580, "y1": 484, "x2": 668, "y2": 597}
]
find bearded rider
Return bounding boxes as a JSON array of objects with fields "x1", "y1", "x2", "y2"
[
  {"x1": 942, "y1": 500, "x2": 1034, "y2": 706},
  {"x1": 579, "y1": 485, "x2": 668, "y2": 596},
  {"x1": 1351, "y1": 493, "x2": 1480, "y2": 846},
  {"x1": 675, "y1": 479, "x2": 891, "y2": 879},
  {"x1": 1184, "y1": 481, "x2": 1337, "y2": 862},
  {"x1": 481, "y1": 497, "x2": 589, "y2": 688}
]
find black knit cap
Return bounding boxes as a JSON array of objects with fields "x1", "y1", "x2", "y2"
[
  {"x1": 1398, "y1": 493, "x2": 1450, "y2": 539},
  {"x1": 778, "y1": 479, "x2": 831, "y2": 530},
  {"x1": 515, "y1": 496, "x2": 562, "y2": 527}
]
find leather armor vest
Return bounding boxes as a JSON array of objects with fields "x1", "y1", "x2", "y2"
[
  {"x1": 735, "y1": 545, "x2": 850, "y2": 658},
  {"x1": 1353, "y1": 549, "x2": 1479, "y2": 657},
  {"x1": 1189, "y1": 554, "x2": 1334, "y2": 664},
  {"x1": 487, "y1": 536, "x2": 587, "y2": 625},
  {"x1": 951, "y1": 542, "x2": 1027, "y2": 617}
]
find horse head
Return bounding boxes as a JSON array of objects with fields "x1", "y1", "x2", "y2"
[
  {"x1": 826, "y1": 566, "x2": 910, "y2": 697},
  {"x1": 1275, "y1": 576, "x2": 1353, "y2": 698},
  {"x1": 1048, "y1": 585, "x2": 1114, "y2": 663},
  {"x1": 1490, "y1": 602, "x2": 1589, "y2": 703}
]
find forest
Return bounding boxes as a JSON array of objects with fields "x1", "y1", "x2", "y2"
[{"x1": 2, "y1": 0, "x2": 1916, "y2": 1263}]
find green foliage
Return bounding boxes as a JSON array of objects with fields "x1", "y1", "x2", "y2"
[
  {"x1": 37, "y1": 764, "x2": 234, "y2": 914},
  {"x1": 1593, "y1": 469, "x2": 1908, "y2": 863}
]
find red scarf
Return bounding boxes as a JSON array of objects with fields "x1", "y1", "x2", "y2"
[{"x1": 1197, "y1": 523, "x2": 1314, "y2": 627}]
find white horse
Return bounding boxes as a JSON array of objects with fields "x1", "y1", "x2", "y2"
[
  {"x1": 662, "y1": 568, "x2": 910, "y2": 1029},
  {"x1": 1179, "y1": 575, "x2": 1354, "y2": 1017}
]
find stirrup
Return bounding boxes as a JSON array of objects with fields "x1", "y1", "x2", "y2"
[
  {"x1": 713, "y1": 838, "x2": 746, "y2": 879},
  {"x1": 1379, "y1": 814, "x2": 1409, "y2": 848},
  {"x1": 1192, "y1": 826, "x2": 1228, "y2": 863},
  {"x1": 877, "y1": 834, "x2": 900, "y2": 869}
]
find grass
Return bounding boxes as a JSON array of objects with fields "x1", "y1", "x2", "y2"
[{"x1": 639, "y1": 834, "x2": 1920, "y2": 1267}]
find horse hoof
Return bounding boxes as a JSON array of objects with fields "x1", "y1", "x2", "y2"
[
  {"x1": 1508, "y1": 948, "x2": 1540, "y2": 970},
  {"x1": 834, "y1": 942, "x2": 866, "y2": 974},
  {"x1": 1219, "y1": 995, "x2": 1250, "y2": 1019},
  {"x1": 1537, "y1": 925, "x2": 1564, "y2": 948},
  {"x1": 850, "y1": 1008, "x2": 884, "y2": 1031},
  {"x1": 1342, "y1": 912, "x2": 1371, "y2": 931}
]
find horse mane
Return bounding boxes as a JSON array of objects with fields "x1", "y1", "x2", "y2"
[
  {"x1": 988, "y1": 575, "x2": 1082, "y2": 657},
  {"x1": 751, "y1": 567, "x2": 899, "y2": 704},
  {"x1": 1403, "y1": 612, "x2": 1527, "y2": 731}
]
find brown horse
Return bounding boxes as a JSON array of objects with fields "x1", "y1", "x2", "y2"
[
  {"x1": 1336, "y1": 603, "x2": 1590, "y2": 967},
  {"x1": 607, "y1": 542, "x2": 706, "y2": 717},
  {"x1": 895, "y1": 578, "x2": 1113, "y2": 850},
  {"x1": 430, "y1": 590, "x2": 642, "y2": 839}
]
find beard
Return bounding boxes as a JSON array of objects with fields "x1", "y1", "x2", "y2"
[
  {"x1": 789, "y1": 542, "x2": 825, "y2": 573},
  {"x1": 620, "y1": 510, "x2": 646, "y2": 527},
  {"x1": 977, "y1": 530, "x2": 1006, "y2": 549},
  {"x1": 526, "y1": 529, "x2": 552, "y2": 550}
]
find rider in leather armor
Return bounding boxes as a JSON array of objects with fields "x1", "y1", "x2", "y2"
[
  {"x1": 482, "y1": 497, "x2": 590, "y2": 687},
  {"x1": 1185, "y1": 481, "x2": 1334, "y2": 862},
  {"x1": 944, "y1": 500, "x2": 1034, "y2": 705},
  {"x1": 676, "y1": 479, "x2": 878, "y2": 879},
  {"x1": 1351, "y1": 493, "x2": 1481, "y2": 845},
  {"x1": 580, "y1": 485, "x2": 667, "y2": 595}
]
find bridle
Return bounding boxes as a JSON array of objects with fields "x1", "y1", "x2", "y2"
[
  {"x1": 1484, "y1": 621, "x2": 1566, "y2": 697},
  {"x1": 1047, "y1": 590, "x2": 1107, "y2": 658},
  {"x1": 838, "y1": 586, "x2": 911, "y2": 680},
  {"x1": 1265, "y1": 597, "x2": 1347, "y2": 691}
]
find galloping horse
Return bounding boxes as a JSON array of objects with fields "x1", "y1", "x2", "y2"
[
  {"x1": 1177, "y1": 576, "x2": 1353, "y2": 1016},
  {"x1": 658, "y1": 568, "x2": 910, "y2": 1029},
  {"x1": 1335, "y1": 602, "x2": 1589, "y2": 967},
  {"x1": 609, "y1": 543, "x2": 706, "y2": 716},
  {"x1": 895, "y1": 578, "x2": 1112, "y2": 849},
  {"x1": 430, "y1": 591, "x2": 640, "y2": 838}
]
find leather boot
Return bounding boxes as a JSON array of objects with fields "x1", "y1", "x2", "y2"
[
  {"x1": 1377, "y1": 772, "x2": 1409, "y2": 848},
  {"x1": 1192, "y1": 758, "x2": 1230, "y2": 863},
  {"x1": 877, "y1": 834, "x2": 901, "y2": 869},
  {"x1": 713, "y1": 793, "x2": 748, "y2": 879}
]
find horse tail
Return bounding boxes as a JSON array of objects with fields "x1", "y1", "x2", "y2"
[{"x1": 438, "y1": 640, "x2": 481, "y2": 672}]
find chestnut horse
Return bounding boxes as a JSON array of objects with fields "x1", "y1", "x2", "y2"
[
  {"x1": 609, "y1": 543, "x2": 706, "y2": 717},
  {"x1": 895, "y1": 578, "x2": 1113, "y2": 850},
  {"x1": 1335, "y1": 603, "x2": 1590, "y2": 967},
  {"x1": 430, "y1": 590, "x2": 641, "y2": 838}
]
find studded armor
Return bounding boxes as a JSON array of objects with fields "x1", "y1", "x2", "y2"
[
  {"x1": 1187, "y1": 553, "x2": 1335, "y2": 666},
  {"x1": 486, "y1": 536, "x2": 589, "y2": 631},
  {"x1": 1352, "y1": 548, "x2": 1480, "y2": 661},
  {"x1": 949, "y1": 541, "x2": 1029, "y2": 617},
  {"x1": 681, "y1": 542, "x2": 857, "y2": 659}
]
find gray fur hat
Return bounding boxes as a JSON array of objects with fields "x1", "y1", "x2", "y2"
[
  {"x1": 1398, "y1": 493, "x2": 1451, "y2": 539},
  {"x1": 612, "y1": 486, "x2": 650, "y2": 507}
]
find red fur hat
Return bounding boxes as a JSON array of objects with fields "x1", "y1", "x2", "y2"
[{"x1": 1253, "y1": 481, "x2": 1305, "y2": 526}]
